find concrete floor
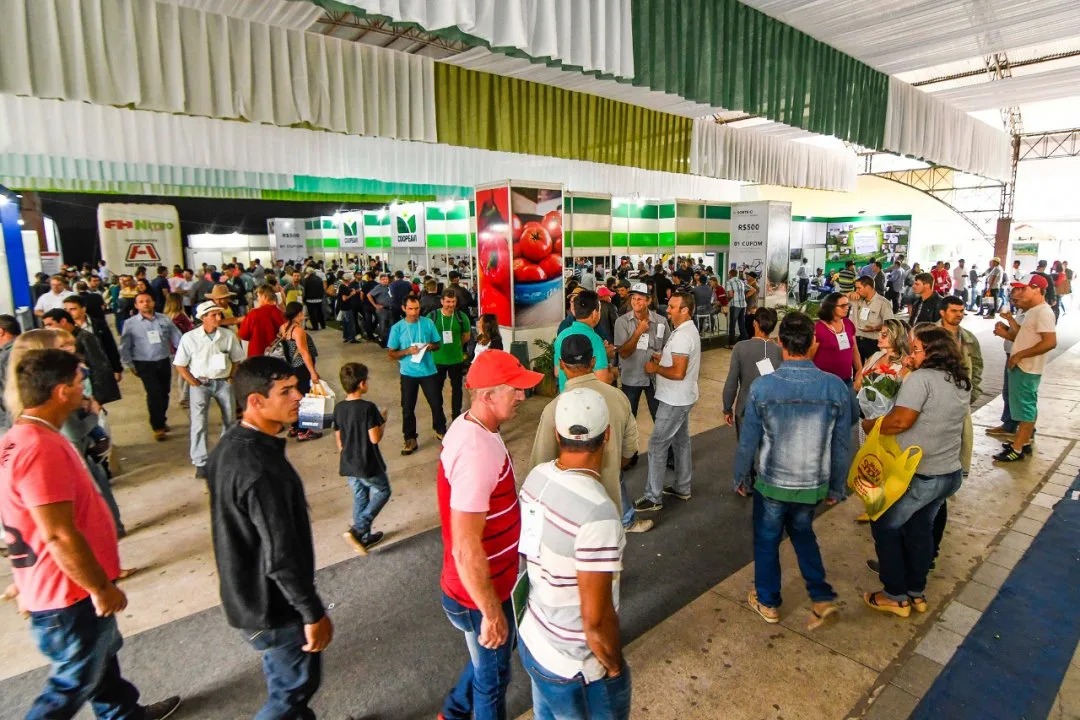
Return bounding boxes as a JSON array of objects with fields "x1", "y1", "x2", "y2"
[{"x1": 1, "y1": 312, "x2": 1077, "y2": 719}]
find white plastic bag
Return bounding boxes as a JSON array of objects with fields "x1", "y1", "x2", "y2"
[{"x1": 298, "y1": 380, "x2": 337, "y2": 430}]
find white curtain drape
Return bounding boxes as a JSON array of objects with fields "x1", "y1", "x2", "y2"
[
  {"x1": 333, "y1": 0, "x2": 634, "y2": 79},
  {"x1": 0, "y1": 0, "x2": 436, "y2": 142},
  {"x1": 690, "y1": 119, "x2": 859, "y2": 192},
  {"x1": 884, "y1": 79, "x2": 1012, "y2": 183},
  {"x1": 0, "y1": 95, "x2": 741, "y2": 201}
]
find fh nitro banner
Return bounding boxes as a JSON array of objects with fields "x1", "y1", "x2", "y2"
[
  {"x1": 729, "y1": 202, "x2": 768, "y2": 277},
  {"x1": 97, "y1": 204, "x2": 182, "y2": 273},
  {"x1": 338, "y1": 212, "x2": 363, "y2": 251},
  {"x1": 391, "y1": 203, "x2": 426, "y2": 248},
  {"x1": 268, "y1": 218, "x2": 306, "y2": 264}
]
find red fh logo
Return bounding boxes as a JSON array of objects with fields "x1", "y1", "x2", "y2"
[
  {"x1": 104, "y1": 219, "x2": 134, "y2": 230},
  {"x1": 125, "y1": 243, "x2": 160, "y2": 262}
]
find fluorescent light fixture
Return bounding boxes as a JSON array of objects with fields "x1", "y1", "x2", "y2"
[
  {"x1": 376, "y1": 208, "x2": 387, "y2": 221},
  {"x1": 440, "y1": 201, "x2": 455, "y2": 213},
  {"x1": 0, "y1": 195, "x2": 8, "y2": 206},
  {"x1": 611, "y1": 197, "x2": 623, "y2": 208},
  {"x1": 635, "y1": 197, "x2": 646, "y2": 208},
  {"x1": 332, "y1": 211, "x2": 342, "y2": 223},
  {"x1": 18, "y1": 218, "x2": 24, "y2": 226}
]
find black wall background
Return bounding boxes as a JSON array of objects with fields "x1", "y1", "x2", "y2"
[{"x1": 40, "y1": 193, "x2": 382, "y2": 267}]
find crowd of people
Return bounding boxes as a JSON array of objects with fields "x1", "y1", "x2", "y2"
[{"x1": 0, "y1": 248, "x2": 1064, "y2": 719}]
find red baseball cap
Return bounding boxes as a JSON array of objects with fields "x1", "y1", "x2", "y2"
[
  {"x1": 465, "y1": 349, "x2": 544, "y2": 390},
  {"x1": 1011, "y1": 273, "x2": 1048, "y2": 290}
]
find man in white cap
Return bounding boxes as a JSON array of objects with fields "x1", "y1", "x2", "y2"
[
  {"x1": 613, "y1": 282, "x2": 670, "y2": 422},
  {"x1": 174, "y1": 301, "x2": 247, "y2": 479},
  {"x1": 518, "y1": 387, "x2": 630, "y2": 719}
]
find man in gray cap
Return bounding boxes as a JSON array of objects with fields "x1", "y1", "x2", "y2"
[{"x1": 614, "y1": 282, "x2": 670, "y2": 422}]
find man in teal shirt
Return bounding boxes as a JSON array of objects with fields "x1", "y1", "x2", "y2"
[
  {"x1": 553, "y1": 290, "x2": 613, "y2": 391},
  {"x1": 387, "y1": 295, "x2": 446, "y2": 455},
  {"x1": 428, "y1": 289, "x2": 472, "y2": 420}
]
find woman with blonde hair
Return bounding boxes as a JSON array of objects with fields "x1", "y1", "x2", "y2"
[{"x1": 163, "y1": 293, "x2": 194, "y2": 408}]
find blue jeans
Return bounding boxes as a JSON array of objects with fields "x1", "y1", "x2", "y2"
[
  {"x1": 243, "y1": 623, "x2": 322, "y2": 720},
  {"x1": 753, "y1": 492, "x2": 835, "y2": 608},
  {"x1": 618, "y1": 472, "x2": 635, "y2": 528},
  {"x1": 1000, "y1": 353, "x2": 1018, "y2": 432},
  {"x1": 441, "y1": 593, "x2": 515, "y2": 720},
  {"x1": 644, "y1": 402, "x2": 692, "y2": 504},
  {"x1": 519, "y1": 640, "x2": 632, "y2": 720},
  {"x1": 870, "y1": 470, "x2": 963, "y2": 602},
  {"x1": 87, "y1": 457, "x2": 125, "y2": 535},
  {"x1": 341, "y1": 309, "x2": 356, "y2": 341},
  {"x1": 347, "y1": 473, "x2": 391, "y2": 539},
  {"x1": 188, "y1": 378, "x2": 237, "y2": 468},
  {"x1": 26, "y1": 598, "x2": 142, "y2": 720}
]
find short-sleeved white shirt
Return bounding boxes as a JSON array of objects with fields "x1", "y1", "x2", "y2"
[
  {"x1": 655, "y1": 320, "x2": 701, "y2": 406},
  {"x1": 34, "y1": 290, "x2": 74, "y2": 315},
  {"x1": 1012, "y1": 302, "x2": 1056, "y2": 375}
]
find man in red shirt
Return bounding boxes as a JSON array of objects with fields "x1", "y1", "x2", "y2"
[
  {"x1": 437, "y1": 350, "x2": 542, "y2": 720},
  {"x1": 931, "y1": 261, "x2": 952, "y2": 296},
  {"x1": 0, "y1": 349, "x2": 180, "y2": 719},
  {"x1": 239, "y1": 285, "x2": 286, "y2": 357}
]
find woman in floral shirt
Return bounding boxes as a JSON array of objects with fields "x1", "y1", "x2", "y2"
[{"x1": 856, "y1": 318, "x2": 912, "y2": 431}]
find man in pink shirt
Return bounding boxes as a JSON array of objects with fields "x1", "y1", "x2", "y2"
[
  {"x1": 436, "y1": 350, "x2": 542, "y2": 720},
  {"x1": 0, "y1": 349, "x2": 180, "y2": 719}
]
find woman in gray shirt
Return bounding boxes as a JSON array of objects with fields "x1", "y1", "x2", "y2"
[{"x1": 859, "y1": 325, "x2": 970, "y2": 618}]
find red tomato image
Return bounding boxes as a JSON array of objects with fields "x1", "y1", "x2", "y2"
[
  {"x1": 514, "y1": 258, "x2": 547, "y2": 283},
  {"x1": 479, "y1": 241, "x2": 511, "y2": 295},
  {"x1": 518, "y1": 222, "x2": 553, "y2": 263},
  {"x1": 553, "y1": 237, "x2": 563, "y2": 255},
  {"x1": 511, "y1": 214, "x2": 524, "y2": 243},
  {"x1": 539, "y1": 254, "x2": 562, "y2": 279},
  {"x1": 480, "y1": 284, "x2": 510, "y2": 325},
  {"x1": 541, "y1": 210, "x2": 562, "y2": 243}
]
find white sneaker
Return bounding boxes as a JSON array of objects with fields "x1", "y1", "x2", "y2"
[{"x1": 625, "y1": 518, "x2": 655, "y2": 533}]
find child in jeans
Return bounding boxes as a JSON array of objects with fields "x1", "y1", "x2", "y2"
[{"x1": 335, "y1": 362, "x2": 391, "y2": 553}]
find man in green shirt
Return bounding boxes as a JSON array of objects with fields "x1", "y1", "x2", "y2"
[
  {"x1": 428, "y1": 290, "x2": 472, "y2": 420},
  {"x1": 553, "y1": 290, "x2": 613, "y2": 391}
]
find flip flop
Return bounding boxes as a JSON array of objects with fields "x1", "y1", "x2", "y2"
[
  {"x1": 909, "y1": 596, "x2": 929, "y2": 613},
  {"x1": 747, "y1": 590, "x2": 780, "y2": 624},
  {"x1": 116, "y1": 568, "x2": 139, "y2": 582},
  {"x1": 863, "y1": 591, "x2": 911, "y2": 618},
  {"x1": 855, "y1": 513, "x2": 870, "y2": 523},
  {"x1": 807, "y1": 602, "x2": 838, "y2": 630}
]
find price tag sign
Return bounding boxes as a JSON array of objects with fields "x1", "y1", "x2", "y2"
[
  {"x1": 636, "y1": 333, "x2": 650, "y2": 350},
  {"x1": 146, "y1": 330, "x2": 161, "y2": 345},
  {"x1": 755, "y1": 358, "x2": 775, "y2": 376},
  {"x1": 442, "y1": 330, "x2": 454, "y2": 344},
  {"x1": 837, "y1": 331, "x2": 851, "y2": 351}
]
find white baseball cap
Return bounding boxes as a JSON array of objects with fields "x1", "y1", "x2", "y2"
[
  {"x1": 629, "y1": 282, "x2": 649, "y2": 296},
  {"x1": 555, "y1": 388, "x2": 609, "y2": 442},
  {"x1": 195, "y1": 300, "x2": 224, "y2": 320}
]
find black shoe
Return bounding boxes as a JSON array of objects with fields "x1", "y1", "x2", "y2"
[
  {"x1": 362, "y1": 531, "x2": 385, "y2": 551},
  {"x1": 662, "y1": 486, "x2": 691, "y2": 501},
  {"x1": 194, "y1": 466, "x2": 207, "y2": 480},
  {"x1": 1000, "y1": 441, "x2": 1033, "y2": 455},
  {"x1": 993, "y1": 447, "x2": 1027, "y2": 462},
  {"x1": 142, "y1": 696, "x2": 181, "y2": 720},
  {"x1": 633, "y1": 496, "x2": 663, "y2": 512},
  {"x1": 866, "y1": 558, "x2": 880, "y2": 574}
]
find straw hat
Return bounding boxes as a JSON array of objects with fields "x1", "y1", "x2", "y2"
[{"x1": 205, "y1": 283, "x2": 235, "y2": 300}]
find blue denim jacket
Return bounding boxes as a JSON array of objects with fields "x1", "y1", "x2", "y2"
[{"x1": 734, "y1": 360, "x2": 857, "y2": 501}]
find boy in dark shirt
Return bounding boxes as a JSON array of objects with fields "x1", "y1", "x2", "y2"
[{"x1": 334, "y1": 362, "x2": 390, "y2": 553}]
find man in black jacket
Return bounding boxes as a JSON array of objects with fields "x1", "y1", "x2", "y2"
[
  {"x1": 65, "y1": 295, "x2": 122, "y2": 385},
  {"x1": 909, "y1": 272, "x2": 944, "y2": 326},
  {"x1": 207, "y1": 357, "x2": 333, "y2": 719},
  {"x1": 301, "y1": 268, "x2": 326, "y2": 330},
  {"x1": 42, "y1": 308, "x2": 122, "y2": 406}
]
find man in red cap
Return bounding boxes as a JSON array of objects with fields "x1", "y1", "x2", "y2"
[
  {"x1": 994, "y1": 273, "x2": 1056, "y2": 462},
  {"x1": 436, "y1": 349, "x2": 542, "y2": 720}
]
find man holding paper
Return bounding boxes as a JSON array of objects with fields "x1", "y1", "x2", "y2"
[{"x1": 387, "y1": 294, "x2": 446, "y2": 456}]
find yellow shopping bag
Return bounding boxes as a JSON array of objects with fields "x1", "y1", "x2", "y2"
[{"x1": 847, "y1": 418, "x2": 922, "y2": 521}]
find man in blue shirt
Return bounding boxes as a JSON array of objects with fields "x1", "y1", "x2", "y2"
[
  {"x1": 120, "y1": 291, "x2": 182, "y2": 441},
  {"x1": 387, "y1": 295, "x2": 445, "y2": 455},
  {"x1": 553, "y1": 290, "x2": 612, "y2": 391},
  {"x1": 150, "y1": 265, "x2": 171, "y2": 313}
]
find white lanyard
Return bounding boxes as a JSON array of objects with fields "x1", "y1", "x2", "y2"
[{"x1": 18, "y1": 414, "x2": 59, "y2": 433}]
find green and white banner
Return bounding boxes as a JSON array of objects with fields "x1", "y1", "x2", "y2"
[
  {"x1": 97, "y1": 203, "x2": 183, "y2": 273},
  {"x1": 391, "y1": 202, "x2": 426, "y2": 248},
  {"x1": 339, "y1": 212, "x2": 364, "y2": 250}
]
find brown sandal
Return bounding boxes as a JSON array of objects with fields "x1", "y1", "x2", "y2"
[
  {"x1": 864, "y1": 591, "x2": 911, "y2": 618},
  {"x1": 807, "y1": 601, "x2": 838, "y2": 630},
  {"x1": 748, "y1": 590, "x2": 780, "y2": 624}
]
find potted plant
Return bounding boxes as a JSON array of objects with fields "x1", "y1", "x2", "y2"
[{"x1": 531, "y1": 338, "x2": 559, "y2": 397}]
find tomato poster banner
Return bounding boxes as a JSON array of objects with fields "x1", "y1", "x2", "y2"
[
  {"x1": 476, "y1": 186, "x2": 513, "y2": 326},
  {"x1": 97, "y1": 203, "x2": 183, "y2": 273},
  {"x1": 510, "y1": 185, "x2": 564, "y2": 329}
]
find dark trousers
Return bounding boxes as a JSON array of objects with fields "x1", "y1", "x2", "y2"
[
  {"x1": 621, "y1": 383, "x2": 658, "y2": 420},
  {"x1": 243, "y1": 623, "x2": 322, "y2": 720},
  {"x1": 27, "y1": 598, "x2": 141, "y2": 720},
  {"x1": 341, "y1": 309, "x2": 356, "y2": 341},
  {"x1": 856, "y1": 336, "x2": 879, "y2": 365},
  {"x1": 932, "y1": 500, "x2": 947, "y2": 559},
  {"x1": 358, "y1": 305, "x2": 376, "y2": 339},
  {"x1": 727, "y1": 306, "x2": 746, "y2": 345},
  {"x1": 1000, "y1": 353, "x2": 1018, "y2": 432},
  {"x1": 437, "y1": 363, "x2": 466, "y2": 419},
  {"x1": 401, "y1": 373, "x2": 447, "y2": 441},
  {"x1": 798, "y1": 278, "x2": 809, "y2": 304},
  {"x1": 886, "y1": 287, "x2": 901, "y2": 314},
  {"x1": 753, "y1": 492, "x2": 835, "y2": 608},
  {"x1": 306, "y1": 301, "x2": 326, "y2": 330},
  {"x1": 133, "y1": 358, "x2": 172, "y2": 431}
]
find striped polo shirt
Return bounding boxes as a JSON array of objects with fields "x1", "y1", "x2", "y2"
[
  {"x1": 437, "y1": 414, "x2": 521, "y2": 607},
  {"x1": 518, "y1": 461, "x2": 625, "y2": 681}
]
